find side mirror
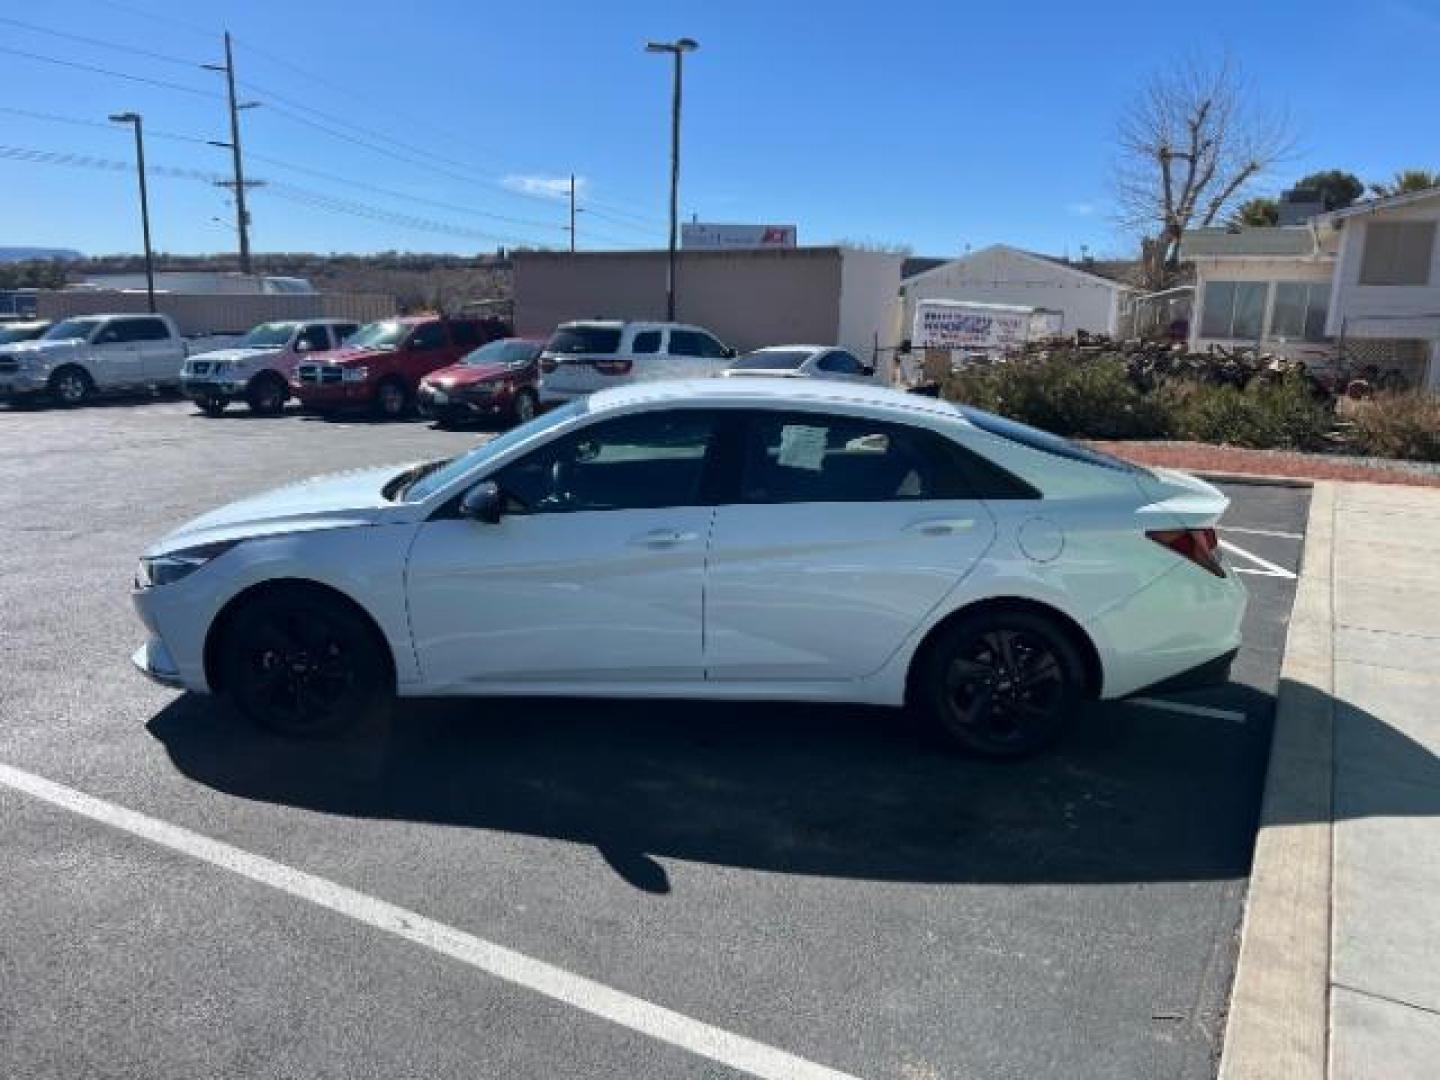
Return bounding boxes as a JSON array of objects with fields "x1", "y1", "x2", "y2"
[
  {"x1": 860, "y1": 365, "x2": 876, "y2": 377},
  {"x1": 723, "y1": 346, "x2": 737, "y2": 358},
  {"x1": 459, "y1": 481, "x2": 503, "y2": 524}
]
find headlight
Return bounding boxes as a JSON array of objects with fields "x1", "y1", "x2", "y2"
[
  {"x1": 135, "y1": 539, "x2": 240, "y2": 589},
  {"x1": 341, "y1": 366, "x2": 369, "y2": 382}
]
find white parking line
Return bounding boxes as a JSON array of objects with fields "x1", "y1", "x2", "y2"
[
  {"x1": 1218, "y1": 525, "x2": 1304, "y2": 541},
  {"x1": 1128, "y1": 698, "x2": 1248, "y2": 723},
  {"x1": 1218, "y1": 539, "x2": 1298, "y2": 580},
  {"x1": 0, "y1": 761, "x2": 859, "y2": 1080}
]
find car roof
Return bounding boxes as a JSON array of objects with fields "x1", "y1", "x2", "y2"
[
  {"x1": 557, "y1": 319, "x2": 711, "y2": 332},
  {"x1": 747, "y1": 344, "x2": 830, "y2": 354},
  {"x1": 587, "y1": 377, "x2": 970, "y2": 423}
]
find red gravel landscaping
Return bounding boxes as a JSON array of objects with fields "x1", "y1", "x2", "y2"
[{"x1": 1088, "y1": 441, "x2": 1440, "y2": 488}]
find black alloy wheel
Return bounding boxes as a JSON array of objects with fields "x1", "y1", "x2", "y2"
[
  {"x1": 219, "y1": 591, "x2": 391, "y2": 737},
  {"x1": 919, "y1": 611, "x2": 1083, "y2": 757}
]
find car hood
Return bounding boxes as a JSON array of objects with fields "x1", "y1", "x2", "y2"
[
  {"x1": 2, "y1": 339, "x2": 84, "y2": 362},
  {"x1": 425, "y1": 361, "x2": 521, "y2": 386},
  {"x1": 150, "y1": 462, "x2": 421, "y2": 555},
  {"x1": 193, "y1": 346, "x2": 282, "y2": 366}
]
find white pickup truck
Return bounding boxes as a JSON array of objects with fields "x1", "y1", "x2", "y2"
[{"x1": 0, "y1": 312, "x2": 187, "y2": 406}]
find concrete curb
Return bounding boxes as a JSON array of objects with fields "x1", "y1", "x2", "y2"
[
  {"x1": 1219, "y1": 481, "x2": 1336, "y2": 1079},
  {"x1": 1192, "y1": 470, "x2": 1316, "y2": 489}
]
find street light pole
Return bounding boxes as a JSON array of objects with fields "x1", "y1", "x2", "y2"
[
  {"x1": 645, "y1": 37, "x2": 698, "y2": 321},
  {"x1": 109, "y1": 112, "x2": 155, "y2": 313}
]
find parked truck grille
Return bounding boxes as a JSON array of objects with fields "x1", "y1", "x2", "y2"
[{"x1": 297, "y1": 364, "x2": 344, "y2": 385}]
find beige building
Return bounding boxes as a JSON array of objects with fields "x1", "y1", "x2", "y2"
[{"x1": 512, "y1": 246, "x2": 903, "y2": 364}]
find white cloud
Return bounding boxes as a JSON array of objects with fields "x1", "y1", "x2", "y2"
[
  {"x1": 1066, "y1": 201, "x2": 1097, "y2": 217},
  {"x1": 503, "y1": 174, "x2": 588, "y2": 200}
]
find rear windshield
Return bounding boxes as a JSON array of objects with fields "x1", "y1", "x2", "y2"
[
  {"x1": 730, "y1": 349, "x2": 810, "y2": 370},
  {"x1": 546, "y1": 325, "x2": 622, "y2": 355},
  {"x1": 957, "y1": 406, "x2": 1142, "y2": 473},
  {"x1": 464, "y1": 339, "x2": 540, "y2": 366}
]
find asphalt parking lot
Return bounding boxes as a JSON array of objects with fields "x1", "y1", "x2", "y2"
[{"x1": 0, "y1": 397, "x2": 1307, "y2": 1080}]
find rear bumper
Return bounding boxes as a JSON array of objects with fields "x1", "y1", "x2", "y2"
[{"x1": 1123, "y1": 647, "x2": 1239, "y2": 698}]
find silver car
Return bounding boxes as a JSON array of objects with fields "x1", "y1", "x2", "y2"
[{"x1": 721, "y1": 344, "x2": 876, "y2": 382}]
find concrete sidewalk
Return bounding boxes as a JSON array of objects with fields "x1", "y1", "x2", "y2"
[{"x1": 1222, "y1": 481, "x2": 1440, "y2": 1079}]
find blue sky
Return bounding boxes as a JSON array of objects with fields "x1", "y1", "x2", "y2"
[{"x1": 2, "y1": 0, "x2": 1437, "y2": 260}]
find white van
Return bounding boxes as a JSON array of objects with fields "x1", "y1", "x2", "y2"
[{"x1": 537, "y1": 320, "x2": 735, "y2": 404}]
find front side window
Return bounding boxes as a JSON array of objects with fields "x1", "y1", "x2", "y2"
[
  {"x1": 408, "y1": 321, "x2": 448, "y2": 351},
  {"x1": 1199, "y1": 281, "x2": 1267, "y2": 339},
  {"x1": 495, "y1": 410, "x2": 718, "y2": 514},
  {"x1": 294, "y1": 324, "x2": 330, "y2": 352},
  {"x1": 1270, "y1": 282, "x2": 1330, "y2": 342},
  {"x1": 1359, "y1": 221, "x2": 1436, "y2": 286},
  {"x1": 450, "y1": 321, "x2": 484, "y2": 348},
  {"x1": 739, "y1": 413, "x2": 973, "y2": 504},
  {"x1": 668, "y1": 330, "x2": 728, "y2": 359}
]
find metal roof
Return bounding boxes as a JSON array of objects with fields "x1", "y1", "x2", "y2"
[{"x1": 1179, "y1": 227, "x2": 1317, "y2": 259}]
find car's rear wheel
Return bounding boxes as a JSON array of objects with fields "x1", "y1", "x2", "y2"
[
  {"x1": 511, "y1": 388, "x2": 538, "y2": 425},
  {"x1": 217, "y1": 589, "x2": 393, "y2": 738},
  {"x1": 373, "y1": 377, "x2": 409, "y2": 420},
  {"x1": 48, "y1": 365, "x2": 93, "y2": 407},
  {"x1": 916, "y1": 609, "x2": 1084, "y2": 757},
  {"x1": 245, "y1": 373, "x2": 287, "y2": 416}
]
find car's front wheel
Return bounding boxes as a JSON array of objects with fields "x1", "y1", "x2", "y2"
[
  {"x1": 48, "y1": 365, "x2": 93, "y2": 407},
  {"x1": 245, "y1": 373, "x2": 287, "y2": 416},
  {"x1": 915, "y1": 609, "x2": 1085, "y2": 757},
  {"x1": 217, "y1": 588, "x2": 393, "y2": 737}
]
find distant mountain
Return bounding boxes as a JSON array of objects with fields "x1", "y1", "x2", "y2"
[{"x1": 0, "y1": 247, "x2": 83, "y2": 263}]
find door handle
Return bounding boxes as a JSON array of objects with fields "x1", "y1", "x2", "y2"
[
  {"x1": 628, "y1": 528, "x2": 700, "y2": 547},
  {"x1": 905, "y1": 518, "x2": 975, "y2": 536}
]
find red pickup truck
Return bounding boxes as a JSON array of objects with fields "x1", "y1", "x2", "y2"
[{"x1": 291, "y1": 315, "x2": 508, "y2": 418}]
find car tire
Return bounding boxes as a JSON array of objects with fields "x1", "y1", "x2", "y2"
[
  {"x1": 217, "y1": 587, "x2": 393, "y2": 738},
  {"x1": 914, "y1": 609, "x2": 1085, "y2": 758},
  {"x1": 373, "y1": 378, "x2": 409, "y2": 420},
  {"x1": 201, "y1": 396, "x2": 228, "y2": 417},
  {"x1": 47, "y1": 365, "x2": 93, "y2": 407},
  {"x1": 245, "y1": 373, "x2": 287, "y2": 416},
  {"x1": 511, "y1": 388, "x2": 538, "y2": 425}
]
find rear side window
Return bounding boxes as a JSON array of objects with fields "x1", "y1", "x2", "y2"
[
  {"x1": 547, "y1": 325, "x2": 622, "y2": 355},
  {"x1": 957, "y1": 406, "x2": 1140, "y2": 473},
  {"x1": 739, "y1": 413, "x2": 975, "y2": 504},
  {"x1": 631, "y1": 330, "x2": 662, "y2": 354},
  {"x1": 450, "y1": 321, "x2": 484, "y2": 348},
  {"x1": 669, "y1": 330, "x2": 728, "y2": 359}
]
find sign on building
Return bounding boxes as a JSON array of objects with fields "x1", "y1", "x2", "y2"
[{"x1": 680, "y1": 222, "x2": 797, "y2": 250}]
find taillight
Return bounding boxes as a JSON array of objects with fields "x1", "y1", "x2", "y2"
[
  {"x1": 594, "y1": 358, "x2": 633, "y2": 376},
  {"x1": 1147, "y1": 528, "x2": 1225, "y2": 577}
]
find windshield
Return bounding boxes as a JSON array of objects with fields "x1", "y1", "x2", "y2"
[
  {"x1": 42, "y1": 318, "x2": 102, "y2": 342},
  {"x1": 463, "y1": 339, "x2": 540, "y2": 366},
  {"x1": 344, "y1": 320, "x2": 410, "y2": 349},
  {"x1": 240, "y1": 321, "x2": 299, "y2": 348},
  {"x1": 730, "y1": 349, "x2": 810, "y2": 370},
  {"x1": 957, "y1": 406, "x2": 1142, "y2": 473},
  {"x1": 546, "y1": 325, "x2": 622, "y2": 355},
  {"x1": 401, "y1": 399, "x2": 587, "y2": 502},
  {"x1": 0, "y1": 323, "x2": 48, "y2": 343}
]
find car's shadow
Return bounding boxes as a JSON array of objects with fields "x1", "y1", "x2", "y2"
[{"x1": 146, "y1": 681, "x2": 1436, "y2": 892}]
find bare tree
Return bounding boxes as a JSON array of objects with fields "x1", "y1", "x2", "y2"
[{"x1": 1114, "y1": 58, "x2": 1294, "y2": 289}]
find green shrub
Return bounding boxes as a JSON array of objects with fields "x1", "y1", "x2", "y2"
[
  {"x1": 1162, "y1": 373, "x2": 1330, "y2": 450},
  {"x1": 1347, "y1": 393, "x2": 1440, "y2": 461},
  {"x1": 944, "y1": 356, "x2": 1167, "y2": 439}
]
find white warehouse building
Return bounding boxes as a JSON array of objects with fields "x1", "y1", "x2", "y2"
[{"x1": 898, "y1": 244, "x2": 1141, "y2": 339}]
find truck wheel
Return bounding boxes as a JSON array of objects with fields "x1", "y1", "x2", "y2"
[
  {"x1": 245, "y1": 373, "x2": 288, "y2": 416},
  {"x1": 511, "y1": 388, "x2": 538, "y2": 425},
  {"x1": 374, "y1": 378, "x2": 409, "y2": 420},
  {"x1": 48, "y1": 366, "x2": 93, "y2": 407},
  {"x1": 201, "y1": 397, "x2": 228, "y2": 417}
]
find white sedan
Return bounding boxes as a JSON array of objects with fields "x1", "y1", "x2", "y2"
[
  {"x1": 132, "y1": 379, "x2": 1246, "y2": 757},
  {"x1": 722, "y1": 345, "x2": 875, "y2": 382}
]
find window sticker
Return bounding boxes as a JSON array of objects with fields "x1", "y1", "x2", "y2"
[{"x1": 777, "y1": 424, "x2": 827, "y2": 471}]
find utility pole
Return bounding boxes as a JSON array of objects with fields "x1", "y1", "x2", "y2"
[
  {"x1": 568, "y1": 173, "x2": 577, "y2": 253},
  {"x1": 108, "y1": 112, "x2": 155, "y2": 313},
  {"x1": 645, "y1": 38, "x2": 698, "y2": 321},
  {"x1": 204, "y1": 32, "x2": 261, "y2": 276}
]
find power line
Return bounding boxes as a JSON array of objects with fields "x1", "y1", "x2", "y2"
[
  {"x1": 0, "y1": 105, "x2": 212, "y2": 146},
  {"x1": 0, "y1": 44, "x2": 221, "y2": 98},
  {"x1": 0, "y1": 14, "x2": 198, "y2": 68}
]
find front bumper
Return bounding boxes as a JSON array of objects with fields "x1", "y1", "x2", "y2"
[
  {"x1": 292, "y1": 381, "x2": 374, "y2": 407},
  {"x1": 181, "y1": 376, "x2": 246, "y2": 402},
  {"x1": 419, "y1": 383, "x2": 514, "y2": 419},
  {"x1": 132, "y1": 637, "x2": 185, "y2": 689},
  {"x1": 0, "y1": 373, "x2": 44, "y2": 398}
]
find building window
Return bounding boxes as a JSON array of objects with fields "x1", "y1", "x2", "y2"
[
  {"x1": 1270, "y1": 282, "x2": 1330, "y2": 342},
  {"x1": 1359, "y1": 221, "x2": 1436, "y2": 286},
  {"x1": 1200, "y1": 281, "x2": 1267, "y2": 340}
]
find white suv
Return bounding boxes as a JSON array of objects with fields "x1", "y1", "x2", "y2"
[{"x1": 537, "y1": 320, "x2": 734, "y2": 404}]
